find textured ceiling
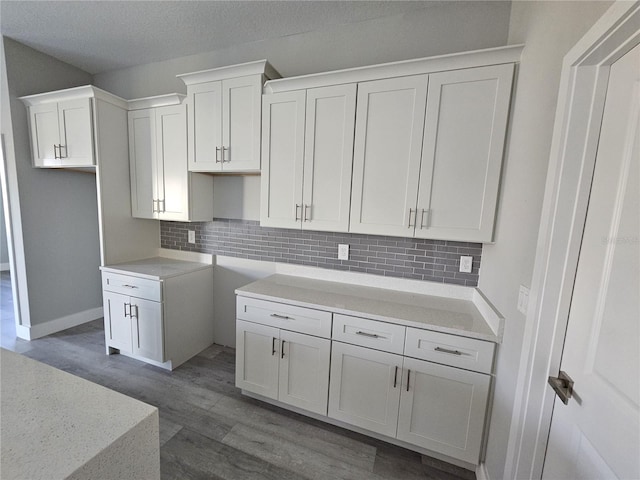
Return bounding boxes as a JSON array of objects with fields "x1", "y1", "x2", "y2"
[{"x1": 0, "y1": 1, "x2": 434, "y2": 74}]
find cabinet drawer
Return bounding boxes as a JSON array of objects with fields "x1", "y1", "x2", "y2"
[
  {"x1": 332, "y1": 314, "x2": 406, "y2": 354},
  {"x1": 404, "y1": 327, "x2": 495, "y2": 374},
  {"x1": 102, "y1": 272, "x2": 162, "y2": 302},
  {"x1": 237, "y1": 297, "x2": 332, "y2": 338}
]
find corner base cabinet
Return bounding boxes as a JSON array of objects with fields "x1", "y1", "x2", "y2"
[
  {"x1": 101, "y1": 257, "x2": 214, "y2": 370},
  {"x1": 235, "y1": 275, "x2": 500, "y2": 469}
]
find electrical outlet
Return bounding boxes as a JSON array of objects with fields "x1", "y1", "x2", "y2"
[
  {"x1": 518, "y1": 285, "x2": 530, "y2": 315},
  {"x1": 188, "y1": 230, "x2": 196, "y2": 244},
  {"x1": 459, "y1": 256, "x2": 473, "y2": 273},
  {"x1": 338, "y1": 244, "x2": 349, "y2": 260}
]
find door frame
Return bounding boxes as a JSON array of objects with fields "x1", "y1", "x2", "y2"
[{"x1": 505, "y1": 2, "x2": 640, "y2": 479}]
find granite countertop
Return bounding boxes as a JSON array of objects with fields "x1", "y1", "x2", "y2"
[
  {"x1": 0, "y1": 349, "x2": 159, "y2": 479},
  {"x1": 236, "y1": 274, "x2": 500, "y2": 342},
  {"x1": 100, "y1": 256, "x2": 212, "y2": 280}
]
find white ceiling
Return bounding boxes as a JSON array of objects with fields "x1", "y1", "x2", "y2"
[{"x1": 0, "y1": 1, "x2": 435, "y2": 75}]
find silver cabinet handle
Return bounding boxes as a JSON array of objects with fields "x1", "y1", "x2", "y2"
[
  {"x1": 152, "y1": 199, "x2": 158, "y2": 213},
  {"x1": 295, "y1": 204, "x2": 301, "y2": 221},
  {"x1": 303, "y1": 204, "x2": 310, "y2": 222},
  {"x1": 406, "y1": 369, "x2": 411, "y2": 392},
  {"x1": 53, "y1": 144, "x2": 59, "y2": 159},
  {"x1": 281, "y1": 340, "x2": 286, "y2": 359},
  {"x1": 272, "y1": 337, "x2": 277, "y2": 356},
  {"x1": 356, "y1": 331, "x2": 380, "y2": 338},
  {"x1": 434, "y1": 346, "x2": 463, "y2": 355},
  {"x1": 420, "y1": 209, "x2": 430, "y2": 229},
  {"x1": 124, "y1": 302, "x2": 130, "y2": 318},
  {"x1": 393, "y1": 366, "x2": 399, "y2": 388},
  {"x1": 59, "y1": 144, "x2": 66, "y2": 158},
  {"x1": 159, "y1": 199, "x2": 166, "y2": 213},
  {"x1": 215, "y1": 146, "x2": 222, "y2": 163},
  {"x1": 270, "y1": 313, "x2": 293, "y2": 320},
  {"x1": 136, "y1": 317, "x2": 140, "y2": 348},
  {"x1": 122, "y1": 284, "x2": 139, "y2": 289},
  {"x1": 408, "y1": 208, "x2": 417, "y2": 228},
  {"x1": 132, "y1": 304, "x2": 139, "y2": 319},
  {"x1": 222, "y1": 146, "x2": 230, "y2": 163}
]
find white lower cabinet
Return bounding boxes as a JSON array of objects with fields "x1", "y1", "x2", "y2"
[{"x1": 236, "y1": 319, "x2": 330, "y2": 415}]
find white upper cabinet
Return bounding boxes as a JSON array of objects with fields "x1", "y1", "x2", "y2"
[
  {"x1": 261, "y1": 84, "x2": 356, "y2": 232},
  {"x1": 128, "y1": 94, "x2": 213, "y2": 222},
  {"x1": 178, "y1": 60, "x2": 279, "y2": 172},
  {"x1": 24, "y1": 95, "x2": 94, "y2": 168},
  {"x1": 416, "y1": 64, "x2": 514, "y2": 242},
  {"x1": 349, "y1": 76, "x2": 428, "y2": 237}
]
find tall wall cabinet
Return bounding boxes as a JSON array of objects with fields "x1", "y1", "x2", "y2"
[{"x1": 261, "y1": 46, "x2": 521, "y2": 242}]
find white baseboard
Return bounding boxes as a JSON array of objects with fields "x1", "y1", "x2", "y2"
[
  {"x1": 0, "y1": 262, "x2": 9, "y2": 271},
  {"x1": 16, "y1": 307, "x2": 103, "y2": 341},
  {"x1": 476, "y1": 462, "x2": 491, "y2": 480}
]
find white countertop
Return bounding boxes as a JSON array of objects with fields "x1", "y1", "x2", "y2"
[
  {"x1": 100, "y1": 256, "x2": 212, "y2": 280},
  {"x1": 236, "y1": 274, "x2": 500, "y2": 342},
  {"x1": 0, "y1": 349, "x2": 160, "y2": 479}
]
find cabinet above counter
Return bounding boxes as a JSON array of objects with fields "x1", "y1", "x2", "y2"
[{"x1": 235, "y1": 273, "x2": 503, "y2": 343}]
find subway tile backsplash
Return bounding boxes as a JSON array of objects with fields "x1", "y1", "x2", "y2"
[{"x1": 160, "y1": 219, "x2": 482, "y2": 287}]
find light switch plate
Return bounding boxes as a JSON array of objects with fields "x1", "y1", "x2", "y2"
[
  {"x1": 518, "y1": 285, "x2": 530, "y2": 315},
  {"x1": 188, "y1": 230, "x2": 196, "y2": 244},
  {"x1": 459, "y1": 256, "x2": 473, "y2": 273},
  {"x1": 338, "y1": 244, "x2": 349, "y2": 260}
]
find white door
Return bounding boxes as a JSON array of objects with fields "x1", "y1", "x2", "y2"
[
  {"x1": 103, "y1": 291, "x2": 132, "y2": 354},
  {"x1": 350, "y1": 75, "x2": 427, "y2": 237},
  {"x1": 57, "y1": 98, "x2": 94, "y2": 167},
  {"x1": 543, "y1": 43, "x2": 640, "y2": 480},
  {"x1": 222, "y1": 75, "x2": 262, "y2": 171},
  {"x1": 235, "y1": 320, "x2": 280, "y2": 400},
  {"x1": 328, "y1": 342, "x2": 402, "y2": 437},
  {"x1": 29, "y1": 102, "x2": 60, "y2": 167},
  {"x1": 131, "y1": 297, "x2": 164, "y2": 363},
  {"x1": 397, "y1": 357, "x2": 490, "y2": 465},
  {"x1": 302, "y1": 84, "x2": 356, "y2": 232},
  {"x1": 128, "y1": 108, "x2": 157, "y2": 219},
  {"x1": 260, "y1": 91, "x2": 306, "y2": 229},
  {"x1": 156, "y1": 104, "x2": 189, "y2": 221},
  {"x1": 188, "y1": 81, "x2": 223, "y2": 171},
  {"x1": 278, "y1": 330, "x2": 330, "y2": 415},
  {"x1": 416, "y1": 64, "x2": 513, "y2": 242}
]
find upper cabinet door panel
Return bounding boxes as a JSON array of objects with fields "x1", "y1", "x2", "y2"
[
  {"x1": 350, "y1": 75, "x2": 428, "y2": 236},
  {"x1": 58, "y1": 98, "x2": 94, "y2": 167},
  {"x1": 29, "y1": 103, "x2": 60, "y2": 167},
  {"x1": 260, "y1": 91, "x2": 306, "y2": 229},
  {"x1": 416, "y1": 64, "x2": 514, "y2": 242},
  {"x1": 189, "y1": 81, "x2": 223, "y2": 171},
  {"x1": 156, "y1": 104, "x2": 189, "y2": 221},
  {"x1": 222, "y1": 75, "x2": 262, "y2": 171},
  {"x1": 302, "y1": 84, "x2": 356, "y2": 232},
  {"x1": 128, "y1": 109, "x2": 157, "y2": 219}
]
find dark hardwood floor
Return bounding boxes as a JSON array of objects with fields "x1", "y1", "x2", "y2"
[{"x1": 0, "y1": 272, "x2": 475, "y2": 480}]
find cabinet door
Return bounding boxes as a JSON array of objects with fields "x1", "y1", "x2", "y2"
[
  {"x1": 128, "y1": 108, "x2": 157, "y2": 219},
  {"x1": 416, "y1": 64, "x2": 514, "y2": 242},
  {"x1": 278, "y1": 330, "x2": 330, "y2": 415},
  {"x1": 58, "y1": 98, "x2": 94, "y2": 167},
  {"x1": 397, "y1": 357, "x2": 490, "y2": 464},
  {"x1": 222, "y1": 75, "x2": 262, "y2": 171},
  {"x1": 328, "y1": 342, "x2": 402, "y2": 437},
  {"x1": 350, "y1": 76, "x2": 428, "y2": 236},
  {"x1": 260, "y1": 91, "x2": 306, "y2": 229},
  {"x1": 29, "y1": 103, "x2": 60, "y2": 167},
  {"x1": 188, "y1": 81, "x2": 223, "y2": 171},
  {"x1": 103, "y1": 291, "x2": 133, "y2": 354},
  {"x1": 236, "y1": 320, "x2": 280, "y2": 400},
  {"x1": 156, "y1": 104, "x2": 189, "y2": 221},
  {"x1": 131, "y1": 297, "x2": 164, "y2": 363},
  {"x1": 302, "y1": 84, "x2": 356, "y2": 232}
]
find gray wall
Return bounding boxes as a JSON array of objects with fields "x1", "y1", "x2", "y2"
[
  {"x1": 2, "y1": 38, "x2": 102, "y2": 325},
  {"x1": 479, "y1": 2, "x2": 613, "y2": 479}
]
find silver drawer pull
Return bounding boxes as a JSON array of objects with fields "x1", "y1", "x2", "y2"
[
  {"x1": 122, "y1": 284, "x2": 139, "y2": 289},
  {"x1": 434, "y1": 346, "x2": 463, "y2": 355},
  {"x1": 270, "y1": 313, "x2": 293, "y2": 320},
  {"x1": 356, "y1": 331, "x2": 380, "y2": 338}
]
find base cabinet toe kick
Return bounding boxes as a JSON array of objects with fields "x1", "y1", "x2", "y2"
[{"x1": 234, "y1": 286, "x2": 498, "y2": 469}]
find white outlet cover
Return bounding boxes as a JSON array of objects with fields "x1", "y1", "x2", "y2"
[
  {"x1": 188, "y1": 230, "x2": 196, "y2": 244},
  {"x1": 459, "y1": 256, "x2": 473, "y2": 273},
  {"x1": 338, "y1": 244, "x2": 349, "y2": 260}
]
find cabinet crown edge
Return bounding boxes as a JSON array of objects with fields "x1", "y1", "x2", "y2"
[
  {"x1": 127, "y1": 93, "x2": 186, "y2": 111},
  {"x1": 264, "y1": 44, "x2": 524, "y2": 93},
  {"x1": 19, "y1": 84, "x2": 128, "y2": 109},
  {"x1": 177, "y1": 59, "x2": 281, "y2": 85}
]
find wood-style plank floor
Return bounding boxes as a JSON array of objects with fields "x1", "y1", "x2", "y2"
[{"x1": 0, "y1": 271, "x2": 475, "y2": 480}]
